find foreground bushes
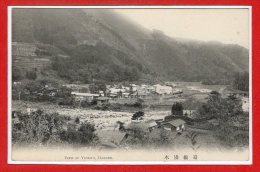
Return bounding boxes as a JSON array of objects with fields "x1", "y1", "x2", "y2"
[
  {"x1": 60, "y1": 122, "x2": 98, "y2": 145},
  {"x1": 12, "y1": 110, "x2": 98, "y2": 146}
]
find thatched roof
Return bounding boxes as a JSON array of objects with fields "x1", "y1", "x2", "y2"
[
  {"x1": 162, "y1": 119, "x2": 186, "y2": 127},
  {"x1": 125, "y1": 122, "x2": 150, "y2": 132}
]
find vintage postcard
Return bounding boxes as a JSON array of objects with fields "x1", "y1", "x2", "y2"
[{"x1": 8, "y1": 6, "x2": 252, "y2": 164}]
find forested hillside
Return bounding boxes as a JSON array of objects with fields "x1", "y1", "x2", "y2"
[{"x1": 12, "y1": 9, "x2": 249, "y2": 84}]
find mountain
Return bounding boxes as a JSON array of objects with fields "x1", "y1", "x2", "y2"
[{"x1": 12, "y1": 9, "x2": 249, "y2": 84}]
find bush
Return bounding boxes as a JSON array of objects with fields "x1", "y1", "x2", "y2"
[
  {"x1": 124, "y1": 126, "x2": 147, "y2": 145},
  {"x1": 131, "y1": 111, "x2": 144, "y2": 120},
  {"x1": 171, "y1": 102, "x2": 183, "y2": 116},
  {"x1": 12, "y1": 110, "x2": 99, "y2": 146},
  {"x1": 12, "y1": 67, "x2": 23, "y2": 81},
  {"x1": 145, "y1": 128, "x2": 171, "y2": 147},
  {"x1": 60, "y1": 122, "x2": 98, "y2": 145},
  {"x1": 12, "y1": 110, "x2": 65, "y2": 144},
  {"x1": 95, "y1": 103, "x2": 109, "y2": 110},
  {"x1": 75, "y1": 117, "x2": 80, "y2": 124},
  {"x1": 133, "y1": 102, "x2": 142, "y2": 108},
  {"x1": 26, "y1": 70, "x2": 37, "y2": 80},
  {"x1": 58, "y1": 96, "x2": 75, "y2": 106}
]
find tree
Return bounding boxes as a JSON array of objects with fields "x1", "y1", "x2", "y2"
[
  {"x1": 12, "y1": 110, "x2": 65, "y2": 144},
  {"x1": 77, "y1": 122, "x2": 97, "y2": 144},
  {"x1": 197, "y1": 91, "x2": 245, "y2": 146},
  {"x1": 171, "y1": 102, "x2": 183, "y2": 116},
  {"x1": 24, "y1": 80, "x2": 42, "y2": 93},
  {"x1": 131, "y1": 111, "x2": 144, "y2": 120},
  {"x1": 26, "y1": 69, "x2": 37, "y2": 80},
  {"x1": 12, "y1": 67, "x2": 23, "y2": 81},
  {"x1": 199, "y1": 90, "x2": 243, "y2": 120},
  {"x1": 59, "y1": 122, "x2": 98, "y2": 145},
  {"x1": 233, "y1": 72, "x2": 249, "y2": 91},
  {"x1": 116, "y1": 121, "x2": 125, "y2": 132},
  {"x1": 75, "y1": 117, "x2": 80, "y2": 124},
  {"x1": 97, "y1": 82, "x2": 107, "y2": 93}
]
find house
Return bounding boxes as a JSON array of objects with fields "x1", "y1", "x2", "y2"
[
  {"x1": 161, "y1": 119, "x2": 186, "y2": 133},
  {"x1": 146, "y1": 119, "x2": 158, "y2": 132},
  {"x1": 125, "y1": 122, "x2": 150, "y2": 134},
  {"x1": 130, "y1": 84, "x2": 138, "y2": 92},
  {"x1": 109, "y1": 88, "x2": 125, "y2": 94},
  {"x1": 172, "y1": 89, "x2": 183, "y2": 95},
  {"x1": 122, "y1": 92, "x2": 130, "y2": 98},
  {"x1": 122, "y1": 86, "x2": 130, "y2": 92},
  {"x1": 129, "y1": 92, "x2": 138, "y2": 98},
  {"x1": 137, "y1": 91, "x2": 147, "y2": 98},
  {"x1": 109, "y1": 93, "x2": 119, "y2": 98},
  {"x1": 125, "y1": 120, "x2": 158, "y2": 134},
  {"x1": 97, "y1": 90, "x2": 105, "y2": 97},
  {"x1": 146, "y1": 86, "x2": 155, "y2": 93},
  {"x1": 108, "y1": 88, "x2": 125, "y2": 98},
  {"x1": 183, "y1": 110, "x2": 197, "y2": 118},
  {"x1": 71, "y1": 92, "x2": 99, "y2": 102},
  {"x1": 96, "y1": 97, "x2": 110, "y2": 105},
  {"x1": 153, "y1": 84, "x2": 173, "y2": 95}
]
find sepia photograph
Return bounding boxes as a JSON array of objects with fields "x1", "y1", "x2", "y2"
[{"x1": 8, "y1": 6, "x2": 251, "y2": 164}]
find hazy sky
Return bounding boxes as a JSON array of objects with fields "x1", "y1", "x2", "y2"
[{"x1": 114, "y1": 9, "x2": 250, "y2": 48}]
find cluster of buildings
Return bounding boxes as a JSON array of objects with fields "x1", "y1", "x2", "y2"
[
  {"x1": 125, "y1": 116, "x2": 186, "y2": 134},
  {"x1": 98, "y1": 113, "x2": 187, "y2": 148},
  {"x1": 68, "y1": 83, "x2": 183, "y2": 104}
]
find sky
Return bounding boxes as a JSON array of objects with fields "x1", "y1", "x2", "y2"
[{"x1": 114, "y1": 9, "x2": 250, "y2": 48}]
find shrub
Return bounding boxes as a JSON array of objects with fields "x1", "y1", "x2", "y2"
[
  {"x1": 125, "y1": 126, "x2": 147, "y2": 145},
  {"x1": 131, "y1": 111, "x2": 144, "y2": 120},
  {"x1": 117, "y1": 121, "x2": 125, "y2": 132},
  {"x1": 60, "y1": 122, "x2": 98, "y2": 145},
  {"x1": 171, "y1": 102, "x2": 183, "y2": 116},
  {"x1": 12, "y1": 110, "x2": 65, "y2": 145},
  {"x1": 58, "y1": 96, "x2": 75, "y2": 106},
  {"x1": 12, "y1": 110, "x2": 99, "y2": 146},
  {"x1": 75, "y1": 117, "x2": 80, "y2": 124},
  {"x1": 12, "y1": 67, "x2": 23, "y2": 81},
  {"x1": 26, "y1": 70, "x2": 37, "y2": 80},
  {"x1": 133, "y1": 102, "x2": 142, "y2": 107}
]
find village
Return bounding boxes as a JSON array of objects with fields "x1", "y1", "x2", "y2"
[
  {"x1": 12, "y1": 78, "x2": 250, "y2": 150},
  {"x1": 11, "y1": 33, "x2": 250, "y2": 150},
  {"x1": 68, "y1": 82, "x2": 183, "y2": 106}
]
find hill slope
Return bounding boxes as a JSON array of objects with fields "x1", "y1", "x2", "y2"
[{"x1": 12, "y1": 9, "x2": 249, "y2": 83}]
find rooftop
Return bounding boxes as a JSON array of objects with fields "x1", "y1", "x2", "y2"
[
  {"x1": 71, "y1": 92, "x2": 99, "y2": 97},
  {"x1": 162, "y1": 119, "x2": 186, "y2": 127},
  {"x1": 125, "y1": 122, "x2": 150, "y2": 132}
]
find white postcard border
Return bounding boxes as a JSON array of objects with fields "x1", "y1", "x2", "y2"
[{"x1": 7, "y1": 5, "x2": 253, "y2": 165}]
